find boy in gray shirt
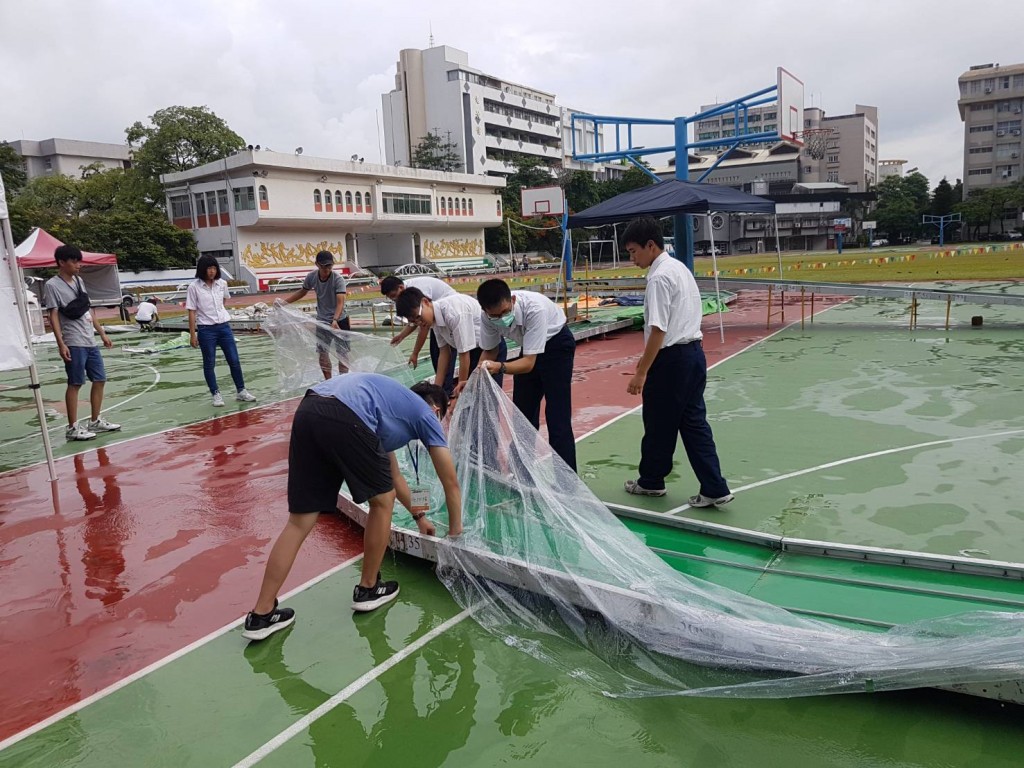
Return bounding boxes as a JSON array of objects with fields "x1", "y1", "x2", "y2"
[
  {"x1": 43, "y1": 245, "x2": 122, "y2": 441},
  {"x1": 281, "y1": 250, "x2": 349, "y2": 378}
]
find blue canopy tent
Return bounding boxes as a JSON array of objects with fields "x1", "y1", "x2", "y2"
[{"x1": 566, "y1": 179, "x2": 780, "y2": 342}]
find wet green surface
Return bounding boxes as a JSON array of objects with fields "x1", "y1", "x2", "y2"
[
  {"x1": 580, "y1": 296, "x2": 1024, "y2": 562},
  {"x1": 5, "y1": 555, "x2": 1024, "y2": 768}
]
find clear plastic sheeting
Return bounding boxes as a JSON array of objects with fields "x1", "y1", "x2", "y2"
[
  {"x1": 435, "y1": 371, "x2": 1024, "y2": 699},
  {"x1": 263, "y1": 304, "x2": 418, "y2": 392}
]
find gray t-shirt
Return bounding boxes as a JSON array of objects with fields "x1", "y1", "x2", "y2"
[
  {"x1": 43, "y1": 275, "x2": 96, "y2": 348},
  {"x1": 302, "y1": 270, "x2": 348, "y2": 323}
]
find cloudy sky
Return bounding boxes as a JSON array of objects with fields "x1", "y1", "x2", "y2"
[{"x1": 3, "y1": 0, "x2": 1023, "y2": 186}]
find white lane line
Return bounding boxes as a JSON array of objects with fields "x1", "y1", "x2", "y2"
[
  {"x1": 232, "y1": 609, "x2": 473, "y2": 768},
  {"x1": 0, "y1": 554, "x2": 364, "y2": 754},
  {"x1": 0, "y1": 360, "x2": 161, "y2": 448},
  {"x1": 659, "y1": 428, "x2": 1024, "y2": 517}
]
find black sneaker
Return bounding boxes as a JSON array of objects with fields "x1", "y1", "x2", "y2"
[
  {"x1": 242, "y1": 600, "x2": 296, "y2": 641},
  {"x1": 351, "y1": 577, "x2": 400, "y2": 612}
]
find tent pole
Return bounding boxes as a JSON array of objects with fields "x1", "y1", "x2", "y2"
[
  {"x1": 1, "y1": 215, "x2": 58, "y2": 482},
  {"x1": 707, "y1": 213, "x2": 724, "y2": 343}
]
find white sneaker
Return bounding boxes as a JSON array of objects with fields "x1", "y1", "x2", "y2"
[
  {"x1": 87, "y1": 417, "x2": 121, "y2": 433},
  {"x1": 236, "y1": 389, "x2": 256, "y2": 402},
  {"x1": 66, "y1": 423, "x2": 97, "y2": 441},
  {"x1": 212, "y1": 392, "x2": 226, "y2": 407},
  {"x1": 688, "y1": 493, "x2": 735, "y2": 508}
]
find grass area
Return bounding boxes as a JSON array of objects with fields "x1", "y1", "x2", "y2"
[{"x1": 572, "y1": 242, "x2": 1024, "y2": 284}]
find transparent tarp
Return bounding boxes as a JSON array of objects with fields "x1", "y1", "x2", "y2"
[{"x1": 435, "y1": 372, "x2": 1024, "y2": 699}]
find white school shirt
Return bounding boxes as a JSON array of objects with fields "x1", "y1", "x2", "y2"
[
  {"x1": 644, "y1": 252, "x2": 703, "y2": 348},
  {"x1": 431, "y1": 293, "x2": 483, "y2": 354},
  {"x1": 404, "y1": 276, "x2": 457, "y2": 301},
  {"x1": 185, "y1": 278, "x2": 232, "y2": 325},
  {"x1": 135, "y1": 301, "x2": 157, "y2": 322},
  {"x1": 479, "y1": 290, "x2": 565, "y2": 356}
]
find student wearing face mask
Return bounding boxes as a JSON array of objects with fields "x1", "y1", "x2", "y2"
[
  {"x1": 242, "y1": 374, "x2": 462, "y2": 641},
  {"x1": 475, "y1": 279, "x2": 576, "y2": 472}
]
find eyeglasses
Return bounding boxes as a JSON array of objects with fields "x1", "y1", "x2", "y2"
[{"x1": 408, "y1": 311, "x2": 423, "y2": 325}]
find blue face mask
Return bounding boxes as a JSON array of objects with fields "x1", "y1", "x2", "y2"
[{"x1": 490, "y1": 311, "x2": 515, "y2": 328}]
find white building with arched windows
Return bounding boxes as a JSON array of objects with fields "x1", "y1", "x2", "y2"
[{"x1": 161, "y1": 149, "x2": 505, "y2": 291}]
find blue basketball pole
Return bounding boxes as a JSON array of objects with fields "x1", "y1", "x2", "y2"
[{"x1": 674, "y1": 117, "x2": 694, "y2": 270}]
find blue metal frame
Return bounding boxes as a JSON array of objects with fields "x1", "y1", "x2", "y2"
[
  {"x1": 568, "y1": 82, "x2": 781, "y2": 272},
  {"x1": 922, "y1": 213, "x2": 962, "y2": 247}
]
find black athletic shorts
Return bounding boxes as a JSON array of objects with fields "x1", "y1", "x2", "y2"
[
  {"x1": 287, "y1": 392, "x2": 392, "y2": 511},
  {"x1": 314, "y1": 317, "x2": 351, "y2": 357}
]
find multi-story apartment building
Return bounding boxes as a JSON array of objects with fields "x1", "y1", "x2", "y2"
[
  {"x1": 382, "y1": 45, "x2": 614, "y2": 179},
  {"x1": 958, "y1": 62, "x2": 1024, "y2": 196},
  {"x1": 10, "y1": 138, "x2": 132, "y2": 179},
  {"x1": 161, "y1": 150, "x2": 504, "y2": 292},
  {"x1": 693, "y1": 103, "x2": 783, "y2": 150}
]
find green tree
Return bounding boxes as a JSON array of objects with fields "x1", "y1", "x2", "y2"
[
  {"x1": 874, "y1": 176, "x2": 919, "y2": 241},
  {"x1": 0, "y1": 141, "x2": 27, "y2": 195},
  {"x1": 956, "y1": 188, "x2": 1000, "y2": 239},
  {"x1": 56, "y1": 210, "x2": 198, "y2": 271},
  {"x1": 126, "y1": 106, "x2": 245, "y2": 200},
  {"x1": 410, "y1": 130, "x2": 462, "y2": 172},
  {"x1": 931, "y1": 178, "x2": 955, "y2": 216},
  {"x1": 951, "y1": 178, "x2": 964, "y2": 205},
  {"x1": 559, "y1": 169, "x2": 600, "y2": 214}
]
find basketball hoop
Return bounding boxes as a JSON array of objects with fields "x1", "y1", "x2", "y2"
[{"x1": 793, "y1": 128, "x2": 835, "y2": 160}]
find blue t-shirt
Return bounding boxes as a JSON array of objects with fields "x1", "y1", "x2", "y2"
[{"x1": 311, "y1": 372, "x2": 447, "y2": 452}]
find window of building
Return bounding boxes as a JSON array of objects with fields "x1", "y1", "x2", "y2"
[
  {"x1": 440, "y1": 197, "x2": 447, "y2": 215},
  {"x1": 827, "y1": 171, "x2": 840, "y2": 182},
  {"x1": 448, "y1": 196, "x2": 455, "y2": 214},
  {"x1": 44, "y1": 158, "x2": 53, "y2": 171},
  {"x1": 969, "y1": 146, "x2": 994, "y2": 154},
  {"x1": 381, "y1": 192, "x2": 432, "y2": 215},
  {"x1": 335, "y1": 191, "x2": 343, "y2": 208},
  {"x1": 763, "y1": 111, "x2": 776, "y2": 120},
  {"x1": 827, "y1": 154, "x2": 839, "y2": 163},
  {"x1": 170, "y1": 195, "x2": 192, "y2": 220},
  {"x1": 314, "y1": 189, "x2": 322, "y2": 211},
  {"x1": 461, "y1": 198, "x2": 467, "y2": 214},
  {"x1": 206, "y1": 191, "x2": 218, "y2": 222},
  {"x1": 497, "y1": 198, "x2": 502, "y2": 216},
  {"x1": 969, "y1": 125, "x2": 994, "y2": 133},
  {"x1": 996, "y1": 144, "x2": 1021, "y2": 159},
  {"x1": 998, "y1": 101, "x2": 1013, "y2": 112},
  {"x1": 217, "y1": 189, "x2": 230, "y2": 222},
  {"x1": 324, "y1": 189, "x2": 333, "y2": 210},
  {"x1": 971, "y1": 80, "x2": 981, "y2": 94},
  {"x1": 193, "y1": 193, "x2": 206, "y2": 226},
  {"x1": 258, "y1": 185, "x2": 269, "y2": 210},
  {"x1": 1002, "y1": 76, "x2": 1011, "y2": 89},
  {"x1": 468, "y1": 199, "x2": 474, "y2": 215},
  {"x1": 365, "y1": 190, "x2": 372, "y2": 212},
  {"x1": 345, "y1": 191, "x2": 353, "y2": 212},
  {"x1": 355, "y1": 191, "x2": 363, "y2": 212},
  {"x1": 763, "y1": 124, "x2": 776, "y2": 132},
  {"x1": 1015, "y1": 75, "x2": 1024, "y2": 89},
  {"x1": 968, "y1": 168, "x2": 993, "y2": 176},
  {"x1": 973, "y1": 103, "x2": 995, "y2": 111},
  {"x1": 234, "y1": 186, "x2": 255, "y2": 211}
]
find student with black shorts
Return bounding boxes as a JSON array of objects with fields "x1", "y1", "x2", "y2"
[{"x1": 242, "y1": 373, "x2": 463, "y2": 640}]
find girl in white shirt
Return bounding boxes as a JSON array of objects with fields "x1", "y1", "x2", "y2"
[{"x1": 186, "y1": 255, "x2": 256, "y2": 407}]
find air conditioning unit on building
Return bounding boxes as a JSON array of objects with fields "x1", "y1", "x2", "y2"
[
  {"x1": 985, "y1": 88, "x2": 993, "y2": 94},
  {"x1": 1013, "y1": 130, "x2": 1022, "y2": 136},
  {"x1": 997, "y1": 130, "x2": 1006, "y2": 136},
  {"x1": 1013, "y1": 152, "x2": 1020, "y2": 158}
]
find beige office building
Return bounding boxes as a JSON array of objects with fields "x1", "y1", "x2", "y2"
[
  {"x1": 10, "y1": 138, "x2": 132, "y2": 179},
  {"x1": 958, "y1": 63, "x2": 1024, "y2": 196}
]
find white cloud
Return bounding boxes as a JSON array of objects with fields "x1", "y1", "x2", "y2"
[{"x1": 2, "y1": 0, "x2": 1023, "y2": 187}]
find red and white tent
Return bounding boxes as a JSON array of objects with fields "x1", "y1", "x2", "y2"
[{"x1": 16, "y1": 228, "x2": 123, "y2": 305}]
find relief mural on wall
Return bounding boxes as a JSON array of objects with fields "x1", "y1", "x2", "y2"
[
  {"x1": 422, "y1": 237, "x2": 484, "y2": 262},
  {"x1": 241, "y1": 240, "x2": 347, "y2": 268}
]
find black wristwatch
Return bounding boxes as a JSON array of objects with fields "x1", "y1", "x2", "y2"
[{"x1": 498, "y1": 362, "x2": 507, "y2": 375}]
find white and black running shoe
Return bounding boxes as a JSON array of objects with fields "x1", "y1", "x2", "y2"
[
  {"x1": 242, "y1": 601, "x2": 295, "y2": 641},
  {"x1": 351, "y1": 577, "x2": 400, "y2": 612}
]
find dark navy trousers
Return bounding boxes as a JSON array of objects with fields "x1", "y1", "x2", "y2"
[
  {"x1": 512, "y1": 325, "x2": 576, "y2": 472},
  {"x1": 638, "y1": 341, "x2": 729, "y2": 496}
]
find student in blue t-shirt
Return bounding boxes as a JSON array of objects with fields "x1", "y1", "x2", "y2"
[{"x1": 243, "y1": 373, "x2": 463, "y2": 641}]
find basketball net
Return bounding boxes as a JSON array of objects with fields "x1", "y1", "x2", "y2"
[{"x1": 793, "y1": 128, "x2": 835, "y2": 160}]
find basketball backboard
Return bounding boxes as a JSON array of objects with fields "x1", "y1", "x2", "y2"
[
  {"x1": 521, "y1": 185, "x2": 565, "y2": 218},
  {"x1": 778, "y1": 67, "x2": 805, "y2": 146}
]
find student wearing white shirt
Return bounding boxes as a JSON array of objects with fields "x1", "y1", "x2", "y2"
[
  {"x1": 475, "y1": 279, "x2": 577, "y2": 472},
  {"x1": 186, "y1": 255, "x2": 257, "y2": 407},
  {"x1": 380, "y1": 275, "x2": 459, "y2": 392},
  {"x1": 134, "y1": 297, "x2": 159, "y2": 330},
  {"x1": 394, "y1": 287, "x2": 507, "y2": 393},
  {"x1": 620, "y1": 216, "x2": 732, "y2": 507}
]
